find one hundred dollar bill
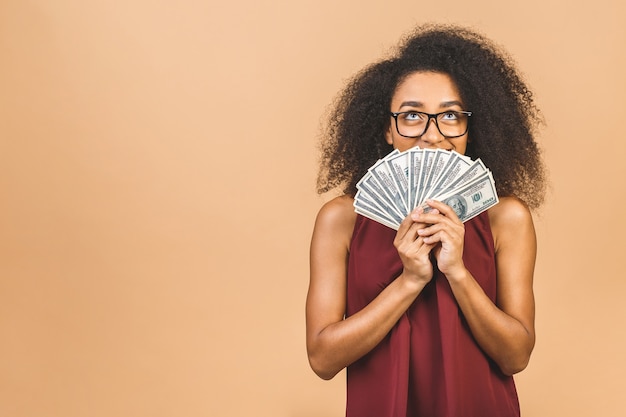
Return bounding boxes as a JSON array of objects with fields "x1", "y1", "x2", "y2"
[
  {"x1": 354, "y1": 189, "x2": 403, "y2": 227},
  {"x1": 422, "y1": 151, "x2": 472, "y2": 201},
  {"x1": 429, "y1": 158, "x2": 487, "y2": 200},
  {"x1": 354, "y1": 204, "x2": 401, "y2": 230},
  {"x1": 420, "y1": 149, "x2": 452, "y2": 204},
  {"x1": 414, "y1": 149, "x2": 437, "y2": 208},
  {"x1": 368, "y1": 156, "x2": 408, "y2": 217},
  {"x1": 423, "y1": 171, "x2": 499, "y2": 222},
  {"x1": 385, "y1": 150, "x2": 410, "y2": 213},
  {"x1": 408, "y1": 147, "x2": 424, "y2": 210},
  {"x1": 355, "y1": 176, "x2": 405, "y2": 224}
]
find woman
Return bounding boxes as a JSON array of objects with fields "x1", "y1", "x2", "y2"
[{"x1": 306, "y1": 24, "x2": 546, "y2": 417}]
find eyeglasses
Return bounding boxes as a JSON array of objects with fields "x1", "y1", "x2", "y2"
[{"x1": 389, "y1": 110, "x2": 472, "y2": 139}]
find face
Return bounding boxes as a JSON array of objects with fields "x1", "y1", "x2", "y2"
[
  {"x1": 448, "y1": 196, "x2": 466, "y2": 217},
  {"x1": 385, "y1": 71, "x2": 469, "y2": 154}
]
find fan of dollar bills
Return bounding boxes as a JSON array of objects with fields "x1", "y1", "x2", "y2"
[{"x1": 353, "y1": 147, "x2": 499, "y2": 230}]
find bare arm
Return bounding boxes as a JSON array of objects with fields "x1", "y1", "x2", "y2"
[
  {"x1": 414, "y1": 197, "x2": 536, "y2": 375},
  {"x1": 306, "y1": 196, "x2": 434, "y2": 380}
]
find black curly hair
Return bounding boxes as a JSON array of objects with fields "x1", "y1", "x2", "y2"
[{"x1": 317, "y1": 23, "x2": 547, "y2": 210}]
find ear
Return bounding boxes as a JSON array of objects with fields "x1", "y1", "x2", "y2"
[{"x1": 385, "y1": 124, "x2": 394, "y2": 146}]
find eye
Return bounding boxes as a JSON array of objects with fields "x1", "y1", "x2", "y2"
[
  {"x1": 402, "y1": 112, "x2": 424, "y2": 121},
  {"x1": 440, "y1": 111, "x2": 459, "y2": 121}
]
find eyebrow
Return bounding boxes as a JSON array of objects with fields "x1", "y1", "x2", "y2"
[{"x1": 398, "y1": 100, "x2": 464, "y2": 109}]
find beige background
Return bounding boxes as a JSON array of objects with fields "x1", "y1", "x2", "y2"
[{"x1": 1, "y1": 0, "x2": 625, "y2": 416}]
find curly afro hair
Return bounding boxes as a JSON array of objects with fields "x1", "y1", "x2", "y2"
[{"x1": 317, "y1": 24, "x2": 547, "y2": 210}]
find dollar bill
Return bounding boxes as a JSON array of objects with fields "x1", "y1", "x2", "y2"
[
  {"x1": 414, "y1": 149, "x2": 437, "y2": 208},
  {"x1": 385, "y1": 150, "x2": 410, "y2": 213},
  {"x1": 423, "y1": 171, "x2": 499, "y2": 222},
  {"x1": 368, "y1": 156, "x2": 408, "y2": 217},
  {"x1": 354, "y1": 147, "x2": 498, "y2": 229},
  {"x1": 354, "y1": 203, "x2": 401, "y2": 230},
  {"x1": 355, "y1": 175, "x2": 405, "y2": 223},
  {"x1": 422, "y1": 151, "x2": 472, "y2": 201},
  {"x1": 420, "y1": 149, "x2": 452, "y2": 203},
  {"x1": 354, "y1": 189, "x2": 402, "y2": 227},
  {"x1": 429, "y1": 158, "x2": 487, "y2": 200},
  {"x1": 408, "y1": 147, "x2": 424, "y2": 210}
]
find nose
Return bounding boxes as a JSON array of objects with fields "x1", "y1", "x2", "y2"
[{"x1": 420, "y1": 118, "x2": 444, "y2": 147}]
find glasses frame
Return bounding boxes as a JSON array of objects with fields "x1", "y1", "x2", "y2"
[{"x1": 389, "y1": 110, "x2": 472, "y2": 139}]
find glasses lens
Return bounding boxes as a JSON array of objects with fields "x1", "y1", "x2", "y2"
[
  {"x1": 436, "y1": 111, "x2": 468, "y2": 137},
  {"x1": 396, "y1": 111, "x2": 469, "y2": 138}
]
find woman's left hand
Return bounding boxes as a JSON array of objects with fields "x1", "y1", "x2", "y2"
[{"x1": 411, "y1": 199, "x2": 466, "y2": 279}]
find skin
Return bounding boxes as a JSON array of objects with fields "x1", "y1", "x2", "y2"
[{"x1": 306, "y1": 71, "x2": 537, "y2": 380}]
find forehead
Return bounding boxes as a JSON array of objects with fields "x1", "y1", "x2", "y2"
[{"x1": 391, "y1": 71, "x2": 462, "y2": 105}]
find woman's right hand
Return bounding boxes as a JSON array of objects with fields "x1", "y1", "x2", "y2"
[{"x1": 393, "y1": 206, "x2": 437, "y2": 286}]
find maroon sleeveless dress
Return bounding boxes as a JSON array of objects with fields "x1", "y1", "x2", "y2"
[{"x1": 346, "y1": 212, "x2": 520, "y2": 417}]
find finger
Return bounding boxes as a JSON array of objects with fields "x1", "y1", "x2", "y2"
[
  {"x1": 424, "y1": 199, "x2": 462, "y2": 222},
  {"x1": 396, "y1": 219, "x2": 429, "y2": 249},
  {"x1": 421, "y1": 226, "x2": 465, "y2": 248},
  {"x1": 411, "y1": 206, "x2": 448, "y2": 226},
  {"x1": 395, "y1": 211, "x2": 417, "y2": 240},
  {"x1": 413, "y1": 238, "x2": 437, "y2": 257},
  {"x1": 398, "y1": 206, "x2": 431, "y2": 240},
  {"x1": 421, "y1": 230, "x2": 443, "y2": 245},
  {"x1": 403, "y1": 235, "x2": 436, "y2": 257},
  {"x1": 404, "y1": 221, "x2": 426, "y2": 243},
  {"x1": 422, "y1": 229, "x2": 457, "y2": 246},
  {"x1": 416, "y1": 222, "x2": 441, "y2": 238},
  {"x1": 410, "y1": 205, "x2": 439, "y2": 224}
]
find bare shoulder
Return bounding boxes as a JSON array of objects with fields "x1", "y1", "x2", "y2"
[
  {"x1": 313, "y1": 195, "x2": 357, "y2": 246},
  {"x1": 317, "y1": 194, "x2": 356, "y2": 220},
  {"x1": 488, "y1": 196, "x2": 535, "y2": 251},
  {"x1": 488, "y1": 196, "x2": 533, "y2": 227}
]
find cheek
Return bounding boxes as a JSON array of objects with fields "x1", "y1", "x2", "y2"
[
  {"x1": 453, "y1": 136, "x2": 469, "y2": 154},
  {"x1": 393, "y1": 138, "x2": 419, "y2": 152}
]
